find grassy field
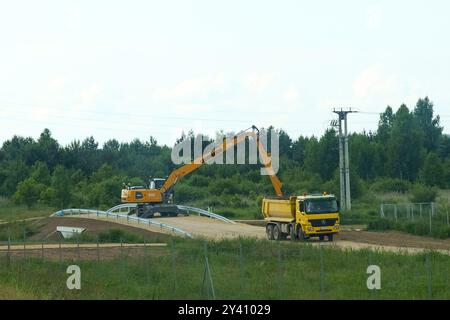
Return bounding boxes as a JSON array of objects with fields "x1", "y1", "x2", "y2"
[
  {"x1": 0, "y1": 197, "x2": 55, "y2": 222},
  {"x1": 1, "y1": 237, "x2": 449, "y2": 300}
]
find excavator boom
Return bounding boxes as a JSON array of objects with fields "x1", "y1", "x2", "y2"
[
  {"x1": 121, "y1": 125, "x2": 284, "y2": 217},
  {"x1": 160, "y1": 126, "x2": 283, "y2": 197}
]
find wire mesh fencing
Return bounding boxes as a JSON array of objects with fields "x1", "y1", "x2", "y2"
[
  {"x1": 380, "y1": 202, "x2": 450, "y2": 236},
  {"x1": 1, "y1": 236, "x2": 450, "y2": 299}
]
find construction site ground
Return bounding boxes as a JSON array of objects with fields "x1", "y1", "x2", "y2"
[{"x1": 3, "y1": 215, "x2": 450, "y2": 257}]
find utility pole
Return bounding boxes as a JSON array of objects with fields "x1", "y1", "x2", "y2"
[{"x1": 332, "y1": 108, "x2": 357, "y2": 211}]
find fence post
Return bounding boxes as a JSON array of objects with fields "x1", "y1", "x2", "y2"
[
  {"x1": 239, "y1": 238, "x2": 244, "y2": 298},
  {"x1": 201, "y1": 241, "x2": 216, "y2": 300},
  {"x1": 277, "y1": 241, "x2": 282, "y2": 300},
  {"x1": 319, "y1": 245, "x2": 325, "y2": 299},
  {"x1": 23, "y1": 228, "x2": 26, "y2": 260},
  {"x1": 120, "y1": 238, "x2": 128, "y2": 285},
  {"x1": 144, "y1": 237, "x2": 150, "y2": 286},
  {"x1": 446, "y1": 206, "x2": 449, "y2": 226},
  {"x1": 7, "y1": 236, "x2": 11, "y2": 268},
  {"x1": 97, "y1": 236, "x2": 100, "y2": 262},
  {"x1": 394, "y1": 205, "x2": 398, "y2": 223},
  {"x1": 426, "y1": 252, "x2": 433, "y2": 299},
  {"x1": 59, "y1": 240, "x2": 62, "y2": 263},
  {"x1": 171, "y1": 238, "x2": 178, "y2": 293},
  {"x1": 429, "y1": 210, "x2": 432, "y2": 236},
  {"x1": 367, "y1": 250, "x2": 374, "y2": 299},
  {"x1": 407, "y1": 203, "x2": 411, "y2": 220},
  {"x1": 77, "y1": 235, "x2": 80, "y2": 261}
]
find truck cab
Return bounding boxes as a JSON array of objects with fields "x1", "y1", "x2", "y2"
[
  {"x1": 295, "y1": 194, "x2": 340, "y2": 240},
  {"x1": 262, "y1": 193, "x2": 340, "y2": 241}
]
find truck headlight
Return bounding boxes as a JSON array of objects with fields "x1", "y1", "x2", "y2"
[
  {"x1": 308, "y1": 227, "x2": 314, "y2": 231},
  {"x1": 334, "y1": 225, "x2": 340, "y2": 230}
]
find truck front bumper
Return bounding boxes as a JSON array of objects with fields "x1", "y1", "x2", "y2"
[{"x1": 304, "y1": 225, "x2": 340, "y2": 236}]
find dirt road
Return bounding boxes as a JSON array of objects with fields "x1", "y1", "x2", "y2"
[
  {"x1": 156, "y1": 215, "x2": 266, "y2": 239},
  {"x1": 156, "y1": 216, "x2": 450, "y2": 255},
  {"x1": 19, "y1": 214, "x2": 450, "y2": 256}
]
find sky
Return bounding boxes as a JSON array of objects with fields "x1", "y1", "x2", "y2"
[{"x1": 0, "y1": 0, "x2": 449, "y2": 147}]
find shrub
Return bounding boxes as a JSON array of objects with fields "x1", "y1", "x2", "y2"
[
  {"x1": 12, "y1": 178, "x2": 46, "y2": 208},
  {"x1": 367, "y1": 218, "x2": 392, "y2": 231},
  {"x1": 409, "y1": 183, "x2": 438, "y2": 203},
  {"x1": 97, "y1": 229, "x2": 141, "y2": 243},
  {"x1": 370, "y1": 178, "x2": 411, "y2": 193},
  {"x1": 174, "y1": 184, "x2": 204, "y2": 203},
  {"x1": 367, "y1": 218, "x2": 450, "y2": 239}
]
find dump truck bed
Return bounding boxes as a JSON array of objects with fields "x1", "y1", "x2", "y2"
[{"x1": 261, "y1": 197, "x2": 296, "y2": 222}]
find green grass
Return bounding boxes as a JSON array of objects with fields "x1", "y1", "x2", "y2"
[
  {"x1": 1, "y1": 237, "x2": 449, "y2": 299},
  {"x1": 0, "y1": 220, "x2": 42, "y2": 242},
  {"x1": 367, "y1": 218, "x2": 450, "y2": 239},
  {"x1": 0, "y1": 197, "x2": 55, "y2": 222}
]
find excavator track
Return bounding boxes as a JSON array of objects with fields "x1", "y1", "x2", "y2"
[{"x1": 138, "y1": 204, "x2": 181, "y2": 218}]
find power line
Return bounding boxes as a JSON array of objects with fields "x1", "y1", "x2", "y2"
[
  {"x1": 332, "y1": 108, "x2": 357, "y2": 212},
  {"x1": 0, "y1": 105, "x2": 325, "y2": 127}
]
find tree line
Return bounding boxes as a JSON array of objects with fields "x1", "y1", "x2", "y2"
[{"x1": 1, "y1": 97, "x2": 449, "y2": 210}]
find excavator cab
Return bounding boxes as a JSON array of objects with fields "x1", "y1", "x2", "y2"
[{"x1": 149, "y1": 178, "x2": 166, "y2": 190}]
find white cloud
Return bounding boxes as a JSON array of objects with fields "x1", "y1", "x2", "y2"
[
  {"x1": 367, "y1": 6, "x2": 383, "y2": 31},
  {"x1": 152, "y1": 73, "x2": 227, "y2": 102},
  {"x1": 241, "y1": 72, "x2": 277, "y2": 94},
  {"x1": 352, "y1": 64, "x2": 397, "y2": 102},
  {"x1": 65, "y1": 6, "x2": 82, "y2": 32},
  {"x1": 283, "y1": 86, "x2": 300, "y2": 104},
  {"x1": 79, "y1": 84, "x2": 101, "y2": 103}
]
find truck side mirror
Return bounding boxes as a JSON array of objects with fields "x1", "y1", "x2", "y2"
[
  {"x1": 337, "y1": 200, "x2": 340, "y2": 210},
  {"x1": 299, "y1": 202, "x2": 304, "y2": 212}
]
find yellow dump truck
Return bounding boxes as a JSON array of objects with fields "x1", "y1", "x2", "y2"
[{"x1": 262, "y1": 194, "x2": 340, "y2": 241}]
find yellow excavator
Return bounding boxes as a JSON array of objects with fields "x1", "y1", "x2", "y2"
[{"x1": 121, "y1": 126, "x2": 283, "y2": 218}]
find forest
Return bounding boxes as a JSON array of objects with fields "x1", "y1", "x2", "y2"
[{"x1": 1, "y1": 97, "x2": 449, "y2": 216}]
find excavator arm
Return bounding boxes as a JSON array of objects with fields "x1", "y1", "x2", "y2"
[
  {"x1": 256, "y1": 137, "x2": 283, "y2": 197},
  {"x1": 160, "y1": 125, "x2": 284, "y2": 197}
]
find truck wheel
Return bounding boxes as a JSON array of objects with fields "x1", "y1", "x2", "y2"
[
  {"x1": 296, "y1": 226, "x2": 306, "y2": 242},
  {"x1": 273, "y1": 224, "x2": 281, "y2": 240},
  {"x1": 289, "y1": 224, "x2": 297, "y2": 241},
  {"x1": 319, "y1": 235, "x2": 325, "y2": 241},
  {"x1": 327, "y1": 234, "x2": 334, "y2": 242},
  {"x1": 266, "y1": 224, "x2": 274, "y2": 240}
]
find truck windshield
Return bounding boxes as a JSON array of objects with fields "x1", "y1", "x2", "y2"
[{"x1": 305, "y1": 198, "x2": 338, "y2": 214}]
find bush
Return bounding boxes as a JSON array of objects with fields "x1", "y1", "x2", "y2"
[
  {"x1": 0, "y1": 221, "x2": 39, "y2": 241},
  {"x1": 12, "y1": 178, "x2": 46, "y2": 208},
  {"x1": 409, "y1": 184, "x2": 438, "y2": 203},
  {"x1": 97, "y1": 229, "x2": 141, "y2": 243},
  {"x1": 370, "y1": 178, "x2": 411, "y2": 193},
  {"x1": 367, "y1": 219, "x2": 392, "y2": 231},
  {"x1": 367, "y1": 218, "x2": 450, "y2": 239},
  {"x1": 174, "y1": 184, "x2": 204, "y2": 203}
]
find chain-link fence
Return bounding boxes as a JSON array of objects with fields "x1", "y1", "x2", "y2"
[
  {"x1": 1, "y1": 236, "x2": 450, "y2": 299},
  {"x1": 380, "y1": 202, "x2": 450, "y2": 235}
]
